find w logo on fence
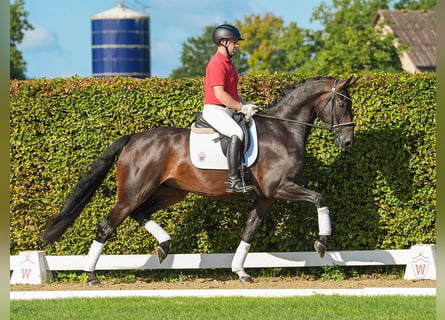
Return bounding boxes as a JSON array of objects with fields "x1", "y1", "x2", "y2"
[
  {"x1": 10, "y1": 251, "x2": 52, "y2": 284},
  {"x1": 411, "y1": 253, "x2": 430, "y2": 279},
  {"x1": 404, "y1": 244, "x2": 436, "y2": 280},
  {"x1": 20, "y1": 268, "x2": 33, "y2": 280}
]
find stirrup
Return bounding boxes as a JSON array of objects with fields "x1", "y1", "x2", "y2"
[{"x1": 226, "y1": 179, "x2": 253, "y2": 193}]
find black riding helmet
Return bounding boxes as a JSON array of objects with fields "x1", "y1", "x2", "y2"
[{"x1": 212, "y1": 24, "x2": 244, "y2": 45}]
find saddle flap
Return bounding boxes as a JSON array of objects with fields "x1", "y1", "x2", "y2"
[
  {"x1": 191, "y1": 112, "x2": 252, "y2": 155},
  {"x1": 189, "y1": 118, "x2": 258, "y2": 170}
]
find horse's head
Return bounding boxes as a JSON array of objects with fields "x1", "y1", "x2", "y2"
[{"x1": 315, "y1": 77, "x2": 358, "y2": 151}]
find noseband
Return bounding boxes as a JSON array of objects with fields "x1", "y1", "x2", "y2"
[{"x1": 256, "y1": 79, "x2": 355, "y2": 135}]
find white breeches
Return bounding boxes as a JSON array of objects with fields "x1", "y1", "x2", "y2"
[{"x1": 202, "y1": 104, "x2": 244, "y2": 140}]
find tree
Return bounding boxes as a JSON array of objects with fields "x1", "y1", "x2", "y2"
[
  {"x1": 170, "y1": 25, "x2": 247, "y2": 78},
  {"x1": 393, "y1": 0, "x2": 435, "y2": 10},
  {"x1": 170, "y1": 0, "x2": 436, "y2": 78},
  {"x1": 273, "y1": 23, "x2": 322, "y2": 74},
  {"x1": 236, "y1": 13, "x2": 316, "y2": 74},
  {"x1": 302, "y1": 0, "x2": 436, "y2": 75},
  {"x1": 10, "y1": 0, "x2": 33, "y2": 80},
  {"x1": 236, "y1": 13, "x2": 284, "y2": 74},
  {"x1": 169, "y1": 25, "x2": 218, "y2": 78},
  {"x1": 170, "y1": 13, "x2": 315, "y2": 77},
  {"x1": 303, "y1": 0, "x2": 403, "y2": 74}
]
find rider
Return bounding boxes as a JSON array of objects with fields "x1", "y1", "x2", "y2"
[{"x1": 202, "y1": 24, "x2": 258, "y2": 193}]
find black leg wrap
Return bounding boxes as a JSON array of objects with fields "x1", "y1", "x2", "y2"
[{"x1": 156, "y1": 240, "x2": 171, "y2": 264}]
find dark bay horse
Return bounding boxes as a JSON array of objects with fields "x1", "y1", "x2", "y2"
[{"x1": 43, "y1": 76, "x2": 358, "y2": 284}]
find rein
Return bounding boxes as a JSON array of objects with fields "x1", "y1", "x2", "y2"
[
  {"x1": 255, "y1": 79, "x2": 355, "y2": 133},
  {"x1": 254, "y1": 114, "x2": 329, "y2": 130}
]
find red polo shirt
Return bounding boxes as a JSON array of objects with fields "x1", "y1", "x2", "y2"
[{"x1": 204, "y1": 52, "x2": 239, "y2": 105}]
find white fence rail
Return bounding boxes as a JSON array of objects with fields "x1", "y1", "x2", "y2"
[
  {"x1": 9, "y1": 250, "x2": 409, "y2": 271},
  {"x1": 10, "y1": 244, "x2": 436, "y2": 284}
]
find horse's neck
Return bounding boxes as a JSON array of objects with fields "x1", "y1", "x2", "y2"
[
  {"x1": 271, "y1": 99, "x2": 315, "y2": 123},
  {"x1": 262, "y1": 84, "x2": 324, "y2": 145},
  {"x1": 265, "y1": 92, "x2": 318, "y2": 132},
  {"x1": 266, "y1": 82, "x2": 322, "y2": 123}
]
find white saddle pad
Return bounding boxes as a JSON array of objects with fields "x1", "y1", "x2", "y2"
[{"x1": 189, "y1": 119, "x2": 258, "y2": 170}]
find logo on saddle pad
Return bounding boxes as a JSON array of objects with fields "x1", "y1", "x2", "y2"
[{"x1": 190, "y1": 119, "x2": 259, "y2": 170}]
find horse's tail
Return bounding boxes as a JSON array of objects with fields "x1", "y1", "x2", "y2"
[{"x1": 42, "y1": 134, "x2": 134, "y2": 244}]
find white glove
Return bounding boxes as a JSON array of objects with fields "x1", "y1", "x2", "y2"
[{"x1": 240, "y1": 104, "x2": 259, "y2": 121}]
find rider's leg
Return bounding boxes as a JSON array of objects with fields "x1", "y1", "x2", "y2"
[
  {"x1": 202, "y1": 104, "x2": 252, "y2": 193},
  {"x1": 226, "y1": 135, "x2": 253, "y2": 192}
]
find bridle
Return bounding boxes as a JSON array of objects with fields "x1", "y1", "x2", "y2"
[{"x1": 255, "y1": 79, "x2": 355, "y2": 135}]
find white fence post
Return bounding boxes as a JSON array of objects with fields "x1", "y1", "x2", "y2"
[
  {"x1": 10, "y1": 251, "x2": 53, "y2": 284},
  {"x1": 404, "y1": 244, "x2": 436, "y2": 280}
]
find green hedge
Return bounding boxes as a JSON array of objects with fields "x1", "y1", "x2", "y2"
[{"x1": 10, "y1": 73, "x2": 436, "y2": 256}]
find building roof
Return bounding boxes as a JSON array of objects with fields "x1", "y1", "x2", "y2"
[
  {"x1": 92, "y1": 4, "x2": 148, "y2": 20},
  {"x1": 372, "y1": 10, "x2": 435, "y2": 71}
]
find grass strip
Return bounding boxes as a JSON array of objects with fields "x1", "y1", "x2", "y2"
[{"x1": 11, "y1": 295, "x2": 435, "y2": 320}]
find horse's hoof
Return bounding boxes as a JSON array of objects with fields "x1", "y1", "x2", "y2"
[
  {"x1": 314, "y1": 240, "x2": 327, "y2": 258},
  {"x1": 156, "y1": 246, "x2": 167, "y2": 264},
  {"x1": 239, "y1": 276, "x2": 254, "y2": 283},
  {"x1": 85, "y1": 271, "x2": 100, "y2": 286},
  {"x1": 156, "y1": 240, "x2": 170, "y2": 264},
  {"x1": 87, "y1": 279, "x2": 101, "y2": 286},
  {"x1": 234, "y1": 270, "x2": 254, "y2": 283}
]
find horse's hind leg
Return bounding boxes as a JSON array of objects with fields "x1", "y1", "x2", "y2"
[
  {"x1": 130, "y1": 186, "x2": 188, "y2": 263},
  {"x1": 84, "y1": 201, "x2": 135, "y2": 285},
  {"x1": 232, "y1": 199, "x2": 274, "y2": 283},
  {"x1": 130, "y1": 204, "x2": 171, "y2": 264}
]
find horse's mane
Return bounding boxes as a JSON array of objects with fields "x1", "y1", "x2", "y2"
[{"x1": 266, "y1": 76, "x2": 336, "y2": 110}]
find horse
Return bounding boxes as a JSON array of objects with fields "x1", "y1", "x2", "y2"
[{"x1": 42, "y1": 76, "x2": 358, "y2": 285}]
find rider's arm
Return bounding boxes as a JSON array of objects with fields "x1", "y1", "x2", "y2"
[{"x1": 213, "y1": 85, "x2": 243, "y2": 111}]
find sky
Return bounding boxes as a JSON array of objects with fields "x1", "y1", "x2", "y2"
[{"x1": 17, "y1": 0, "x2": 325, "y2": 79}]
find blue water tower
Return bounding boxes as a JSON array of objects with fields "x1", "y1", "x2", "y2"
[{"x1": 91, "y1": 4, "x2": 150, "y2": 78}]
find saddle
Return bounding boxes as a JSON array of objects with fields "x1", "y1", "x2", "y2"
[{"x1": 192, "y1": 112, "x2": 251, "y2": 157}]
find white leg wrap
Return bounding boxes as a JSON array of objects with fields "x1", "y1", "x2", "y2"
[
  {"x1": 317, "y1": 206, "x2": 332, "y2": 236},
  {"x1": 145, "y1": 220, "x2": 171, "y2": 243},
  {"x1": 231, "y1": 240, "x2": 251, "y2": 272},
  {"x1": 84, "y1": 240, "x2": 104, "y2": 272}
]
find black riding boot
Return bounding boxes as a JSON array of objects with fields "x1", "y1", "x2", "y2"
[{"x1": 226, "y1": 135, "x2": 253, "y2": 193}]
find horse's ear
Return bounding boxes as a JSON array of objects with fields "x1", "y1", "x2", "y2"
[{"x1": 342, "y1": 76, "x2": 359, "y2": 89}]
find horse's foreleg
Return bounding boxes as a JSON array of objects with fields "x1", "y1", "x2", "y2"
[
  {"x1": 232, "y1": 241, "x2": 252, "y2": 282},
  {"x1": 232, "y1": 199, "x2": 274, "y2": 283},
  {"x1": 314, "y1": 206, "x2": 331, "y2": 258},
  {"x1": 276, "y1": 182, "x2": 331, "y2": 258}
]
